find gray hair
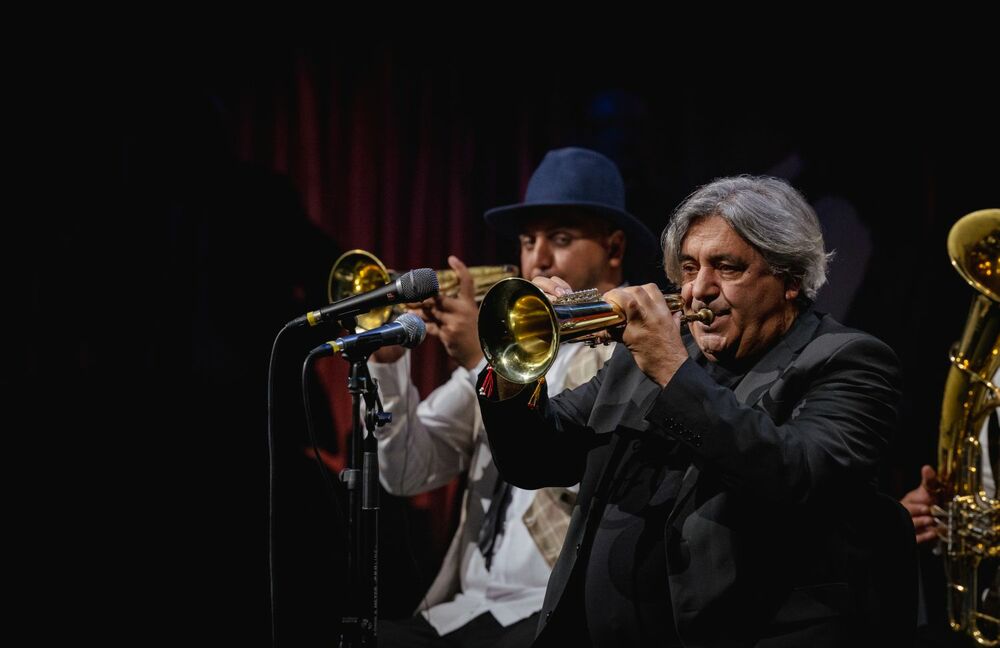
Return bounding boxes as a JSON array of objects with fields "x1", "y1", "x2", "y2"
[{"x1": 661, "y1": 175, "x2": 830, "y2": 302}]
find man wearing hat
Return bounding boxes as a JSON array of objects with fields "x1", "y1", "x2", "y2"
[{"x1": 370, "y1": 147, "x2": 657, "y2": 647}]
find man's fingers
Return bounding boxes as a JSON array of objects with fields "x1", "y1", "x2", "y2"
[
  {"x1": 533, "y1": 275, "x2": 572, "y2": 295},
  {"x1": 531, "y1": 276, "x2": 569, "y2": 301},
  {"x1": 903, "y1": 502, "x2": 932, "y2": 517},
  {"x1": 920, "y1": 464, "x2": 939, "y2": 487},
  {"x1": 605, "y1": 286, "x2": 667, "y2": 322},
  {"x1": 448, "y1": 255, "x2": 477, "y2": 302},
  {"x1": 433, "y1": 310, "x2": 465, "y2": 328},
  {"x1": 591, "y1": 329, "x2": 615, "y2": 345},
  {"x1": 420, "y1": 301, "x2": 441, "y2": 320},
  {"x1": 550, "y1": 276, "x2": 572, "y2": 292},
  {"x1": 901, "y1": 488, "x2": 933, "y2": 508},
  {"x1": 602, "y1": 287, "x2": 630, "y2": 313},
  {"x1": 639, "y1": 282, "x2": 665, "y2": 304},
  {"x1": 916, "y1": 528, "x2": 939, "y2": 544},
  {"x1": 430, "y1": 301, "x2": 461, "y2": 320}
]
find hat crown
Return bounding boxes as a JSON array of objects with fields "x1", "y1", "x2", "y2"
[
  {"x1": 482, "y1": 147, "x2": 661, "y2": 284},
  {"x1": 523, "y1": 147, "x2": 626, "y2": 209}
]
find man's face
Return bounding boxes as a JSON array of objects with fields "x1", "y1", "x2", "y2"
[
  {"x1": 679, "y1": 215, "x2": 799, "y2": 364},
  {"x1": 518, "y1": 210, "x2": 623, "y2": 292}
]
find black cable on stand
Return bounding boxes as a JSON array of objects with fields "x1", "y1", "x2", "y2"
[{"x1": 266, "y1": 322, "x2": 294, "y2": 648}]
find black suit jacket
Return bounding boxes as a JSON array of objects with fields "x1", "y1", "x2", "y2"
[{"x1": 479, "y1": 310, "x2": 908, "y2": 647}]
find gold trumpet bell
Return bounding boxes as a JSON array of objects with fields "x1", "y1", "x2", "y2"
[
  {"x1": 478, "y1": 278, "x2": 560, "y2": 384},
  {"x1": 328, "y1": 249, "x2": 521, "y2": 332},
  {"x1": 478, "y1": 278, "x2": 713, "y2": 385},
  {"x1": 327, "y1": 250, "x2": 393, "y2": 331}
]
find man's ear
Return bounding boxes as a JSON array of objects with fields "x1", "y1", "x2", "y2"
[
  {"x1": 784, "y1": 277, "x2": 801, "y2": 302},
  {"x1": 607, "y1": 230, "x2": 626, "y2": 268}
]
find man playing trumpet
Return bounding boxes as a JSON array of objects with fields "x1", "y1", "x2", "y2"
[
  {"x1": 478, "y1": 175, "x2": 908, "y2": 646},
  {"x1": 370, "y1": 147, "x2": 658, "y2": 647}
]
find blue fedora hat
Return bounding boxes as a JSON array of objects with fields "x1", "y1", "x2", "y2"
[{"x1": 484, "y1": 147, "x2": 660, "y2": 276}]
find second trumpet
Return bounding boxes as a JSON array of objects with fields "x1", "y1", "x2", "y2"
[
  {"x1": 478, "y1": 278, "x2": 713, "y2": 384},
  {"x1": 329, "y1": 249, "x2": 518, "y2": 330}
]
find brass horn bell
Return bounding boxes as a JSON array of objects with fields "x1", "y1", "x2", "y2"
[
  {"x1": 328, "y1": 249, "x2": 518, "y2": 330},
  {"x1": 477, "y1": 277, "x2": 713, "y2": 384}
]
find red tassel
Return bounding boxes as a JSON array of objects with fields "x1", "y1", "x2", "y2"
[
  {"x1": 527, "y1": 377, "x2": 546, "y2": 409},
  {"x1": 479, "y1": 365, "x2": 495, "y2": 398}
]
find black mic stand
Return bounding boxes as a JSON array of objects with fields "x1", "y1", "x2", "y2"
[{"x1": 338, "y1": 315, "x2": 389, "y2": 648}]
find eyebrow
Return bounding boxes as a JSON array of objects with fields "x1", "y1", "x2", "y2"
[
  {"x1": 519, "y1": 227, "x2": 584, "y2": 238},
  {"x1": 710, "y1": 253, "x2": 748, "y2": 266},
  {"x1": 678, "y1": 253, "x2": 748, "y2": 266}
]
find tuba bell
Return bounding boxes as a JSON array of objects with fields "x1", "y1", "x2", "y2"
[
  {"x1": 328, "y1": 249, "x2": 518, "y2": 330},
  {"x1": 477, "y1": 277, "x2": 713, "y2": 384},
  {"x1": 937, "y1": 208, "x2": 1000, "y2": 646}
]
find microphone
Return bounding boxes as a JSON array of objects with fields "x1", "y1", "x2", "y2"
[
  {"x1": 289, "y1": 268, "x2": 439, "y2": 328},
  {"x1": 311, "y1": 313, "x2": 427, "y2": 358}
]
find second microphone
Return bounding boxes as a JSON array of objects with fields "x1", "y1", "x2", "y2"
[{"x1": 311, "y1": 313, "x2": 427, "y2": 359}]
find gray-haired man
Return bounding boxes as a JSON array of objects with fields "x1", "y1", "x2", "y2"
[{"x1": 479, "y1": 175, "x2": 907, "y2": 646}]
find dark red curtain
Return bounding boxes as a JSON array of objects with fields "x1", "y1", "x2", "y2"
[{"x1": 229, "y1": 47, "x2": 571, "y2": 551}]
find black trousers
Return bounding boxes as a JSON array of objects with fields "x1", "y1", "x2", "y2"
[{"x1": 378, "y1": 611, "x2": 539, "y2": 648}]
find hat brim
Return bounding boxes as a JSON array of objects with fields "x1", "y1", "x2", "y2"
[{"x1": 483, "y1": 201, "x2": 664, "y2": 284}]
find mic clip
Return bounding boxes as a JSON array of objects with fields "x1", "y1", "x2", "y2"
[
  {"x1": 338, "y1": 314, "x2": 358, "y2": 333},
  {"x1": 366, "y1": 409, "x2": 392, "y2": 431}
]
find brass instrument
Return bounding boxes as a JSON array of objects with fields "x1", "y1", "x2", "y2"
[
  {"x1": 328, "y1": 249, "x2": 518, "y2": 330},
  {"x1": 478, "y1": 277, "x2": 714, "y2": 384},
  {"x1": 938, "y1": 208, "x2": 1000, "y2": 646}
]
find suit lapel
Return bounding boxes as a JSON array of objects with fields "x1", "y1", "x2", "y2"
[{"x1": 733, "y1": 309, "x2": 821, "y2": 408}]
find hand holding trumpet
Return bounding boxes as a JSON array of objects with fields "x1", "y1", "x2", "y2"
[
  {"x1": 531, "y1": 277, "x2": 690, "y2": 387},
  {"x1": 373, "y1": 256, "x2": 484, "y2": 369},
  {"x1": 419, "y1": 256, "x2": 484, "y2": 369},
  {"x1": 603, "y1": 284, "x2": 690, "y2": 388}
]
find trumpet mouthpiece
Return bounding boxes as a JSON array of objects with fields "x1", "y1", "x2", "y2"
[{"x1": 685, "y1": 309, "x2": 714, "y2": 325}]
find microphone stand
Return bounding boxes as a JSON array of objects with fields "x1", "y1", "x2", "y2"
[{"x1": 338, "y1": 315, "x2": 389, "y2": 648}]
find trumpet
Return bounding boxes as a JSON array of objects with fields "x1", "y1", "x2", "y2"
[
  {"x1": 478, "y1": 277, "x2": 714, "y2": 384},
  {"x1": 328, "y1": 249, "x2": 518, "y2": 330}
]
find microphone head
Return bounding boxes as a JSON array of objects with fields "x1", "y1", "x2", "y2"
[
  {"x1": 395, "y1": 313, "x2": 427, "y2": 349},
  {"x1": 397, "y1": 268, "x2": 439, "y2": 302}
]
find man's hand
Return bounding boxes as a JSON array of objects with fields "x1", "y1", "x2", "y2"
[
  {"x1": 603, "y1": 284, "x2": 688, "y2": 387},
  {"x1": 422, "y1": 256, "x2": 484, "y2": 370},
  {"x1": 370, "y1": 340, "x2": 407, "y2": 364},
  {"x1": 901, "y1": 464, "x2": 942, "y2": 544},
  {"x1": 531, "y1": 275, "x2": 572, "y2": 301}
]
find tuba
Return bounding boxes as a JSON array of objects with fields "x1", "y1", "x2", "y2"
[
  {"x1": 328, "y1": 249, "x2": 518, "y2": 330},
  {"x1": 937, "y1": 208, "x2": 1000, "y2": 646},
  {"x1": 477, "y1": 277, "x2": 713, "y2": 384}
]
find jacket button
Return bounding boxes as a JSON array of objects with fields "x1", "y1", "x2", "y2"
[
  {"x1": 546, "y1": 610, "x2": 552, "y2": 620},
  {"x1": 576, "y1": 543, "x2": 581, "y2": 552}
]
